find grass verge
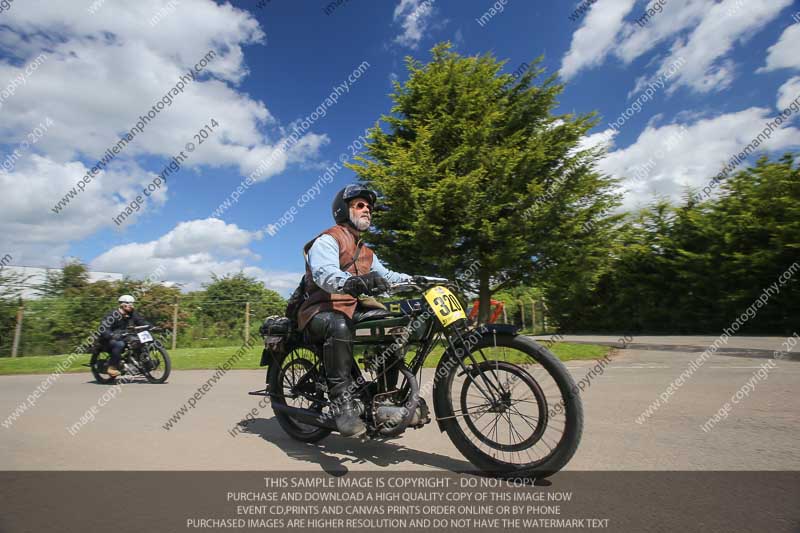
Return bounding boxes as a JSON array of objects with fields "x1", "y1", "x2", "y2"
[{"x1": 0, "y1": 340, "x2": 610, "y2": 376}]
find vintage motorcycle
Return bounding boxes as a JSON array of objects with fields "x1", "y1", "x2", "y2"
[
  {"x1": 256, "y1": 276, "x2": 583, "y2": 479},
  {"x1": 88, "y1": 325, "x2": 172, "y2": 384}
]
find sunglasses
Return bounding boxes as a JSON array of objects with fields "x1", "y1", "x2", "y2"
[{"x1": 351, "y1": 201, "x2": 372, "y2": 211}]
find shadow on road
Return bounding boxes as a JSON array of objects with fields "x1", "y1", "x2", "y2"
[
  {"x1": 85, "y1": 377, "x2": 155, "y2": 385},
  {"x1": 240, "y1": 417, "x2": 473, "y2": 476}
]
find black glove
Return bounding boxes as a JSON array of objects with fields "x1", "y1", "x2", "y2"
[{"x1": 342, "y1": 272, "x2": 389, "y2": 297}]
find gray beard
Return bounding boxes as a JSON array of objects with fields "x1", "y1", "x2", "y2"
[{"x1": 350, "y1": 213, "x2": 370, "y2": 231}]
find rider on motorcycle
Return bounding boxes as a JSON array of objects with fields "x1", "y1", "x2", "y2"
[
  {"x1": 98, "y1": 295, "x2": 151, "y2": 377},
  {"x1": 297, "y1": 184, "x2": 413, "y2": 437}
]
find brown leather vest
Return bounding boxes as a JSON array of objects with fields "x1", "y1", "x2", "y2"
[{"x1": 297, "y1": 224, "x2": 374, "y2": 331}]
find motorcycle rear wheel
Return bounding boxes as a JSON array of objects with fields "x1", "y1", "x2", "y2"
[
  {"x1": 268, "y1": 346, "x2": 331, "y2": 443},
  {"x1": 89, "y1": 351, "x2": 116, "y2": 385}
]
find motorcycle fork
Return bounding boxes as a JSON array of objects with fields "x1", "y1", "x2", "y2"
[{"x1": 445, "y1": 327, "x2": 505, "y2": 404}]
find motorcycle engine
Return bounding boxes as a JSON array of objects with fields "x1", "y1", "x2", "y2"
[{"x1": 372, "y1": 394, "x2": 430, "y2": 429}]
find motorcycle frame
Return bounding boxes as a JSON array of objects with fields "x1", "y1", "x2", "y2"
[{"x1": 273, "y1": 292, "x2": 521, "y2": 433}]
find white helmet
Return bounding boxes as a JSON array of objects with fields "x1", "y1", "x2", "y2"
[{"x1": 118, "y1": 295, "x2": 135, "y2": 304}]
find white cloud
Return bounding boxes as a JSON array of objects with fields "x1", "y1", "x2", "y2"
[
  {"x1": 0, "y1": 0, "x2": 327, "y2": 268},
  {"x1": 453, "y1": 28, "x2": 464, "y2": 48},
  {"x1": 592, "y1": 107, "x2": 800, "y2": 211},
  {"x1": 393, "y1": 0, "x2": 436, "y2": 49},
  {"x1": 574, "y1": 128, "x2": 618, "y2": 155},
  {"x1": 561, "y1": 0, "x2": 636, "y2": 80},
  {"x1": 151, "y1": 219, "x2": 261, "y2": 259},
  {"x1": 759, "y1": 22, "x2": 800, "y2": 72},
  {"x1": 614, "y1": 0, "x2": 707, "y2": 64},
  {"x1": 0, "y1": 3, "x2": 327, "y2": 176},
  {"x1": 777, "y1": 76, "x2": 800, "y2": 111},
  {"x1": 0, "y1": 156, "x2": 165, "y2": 266},
  {"x1": 90, "y1": 218, "x2": 300, "y2": 295},
  {"x1": 259, "y1": 272, "x2": 305, "y2": 297},
  {"x1": 651, "y1": 0, "x2": 792, "y2": 94},
  {"x1": 561, "y1": 0, "x2": 792, "y2": 94}
]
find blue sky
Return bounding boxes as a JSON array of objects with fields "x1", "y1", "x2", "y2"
[{"x1": 1, "y1": 0, "x2": 799, "y2": 295}]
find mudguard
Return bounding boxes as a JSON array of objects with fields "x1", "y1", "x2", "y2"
[
  {"x1": 259, "y1": 340, "x2": 295, "y2": 367},
  {"x1": 259, "y1": 348, "x2": 271, "y2": 367}
]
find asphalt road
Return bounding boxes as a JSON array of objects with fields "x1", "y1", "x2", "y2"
[{"x1": 2, "y1": 336, "x2": 798, "y2": 473}]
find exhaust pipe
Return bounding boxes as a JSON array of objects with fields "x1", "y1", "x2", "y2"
[
  {"x1": 376, "y1": 365, "x2": 420, "y2": 437},
  {"x1": 272, "y1": 403, "x2": 338, "y2": 431}
]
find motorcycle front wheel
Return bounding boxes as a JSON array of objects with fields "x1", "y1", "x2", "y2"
[
  {"x1": 142, "y1": 343, "x2": 171, "y2": 384},
  {"x1": 434, "y1": 332, "x2": 583, "y2": 479}
]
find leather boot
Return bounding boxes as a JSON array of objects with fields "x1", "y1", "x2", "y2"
[
  {"x1": 309, "y1": 312, "x2": 366, "y2": 437},
  {"x1": 330, "y1": 385, "x2": 366, "y2": 437}
]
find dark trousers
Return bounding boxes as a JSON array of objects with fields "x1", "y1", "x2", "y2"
[
  {"x1": 106, "y1": 339, "x2": 126, "y2": 367},
  {"x1": 305, "y1": 310, "x2": 401, "y2": 399},
  {"x1": 306, "y1": 311, "x2": 354, "y2": 400}
]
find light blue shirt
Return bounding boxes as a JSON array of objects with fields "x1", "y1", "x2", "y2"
[{"x1": 307, "y1": 234, "x2": 412, "y2": 293}]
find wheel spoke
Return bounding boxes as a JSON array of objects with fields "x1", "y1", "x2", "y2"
[
  {"x1": 464, "y1": 401, "x2": 493, "y2": 412},
  {"x1": 478, "y1": 412, "x2": 501, "y2": 437},
  {"x1": 510, "y1": 398, "x2": 540, "y2": 406},
  {"x1": 508, "y1": 405, "x2": 539, "y2": 429}
]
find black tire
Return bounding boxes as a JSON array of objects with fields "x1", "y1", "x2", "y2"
[
  {"x1": 142, "y1": 344, "x2": 171, "y2": 384},
  {"x1": 434, "y1": 333, "x2": 583, "y2": 479},
  {"x1": 268, "y1": 346, "x2": 331, "y2": 443},
  {"x1": 89, "y1": 350, "x2": 117, "y2": 385}
]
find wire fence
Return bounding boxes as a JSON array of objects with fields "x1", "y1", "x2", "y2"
[
  {"x1": 0, "y1": 296, "x2": 283, "y2": 357},
  {"x1": 0, "y1": 294, "x2": 552, "y2": 358}
]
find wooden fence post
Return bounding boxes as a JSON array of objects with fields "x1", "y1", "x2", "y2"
[
  {"x1": 244, "y1": 301, "x2": 250, "y2": 341},
  {"x1": 11, "y1": 298, "x2": 24, "y2": 357},
  {"x1": 519, "y1": 300, "x2": 525, "y2": 331},
  {"x1": 530, "y1": 299, "x2": 536, "y2": 334},
  {"x1": 542, "y1": 299, "x2": 549, "y2": 331},
  {"x1": 171, "y1": 301, "x2": 178, "y2": 350}
]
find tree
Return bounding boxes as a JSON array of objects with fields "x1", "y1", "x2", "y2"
[
  {"x1": 198, "y1": 272, "x2": 285, "y2": 335},
  {"x1": 349, "y1": 43, "x2": 620, "y2": 322},
  {"x1": 492, "y1": 285, "x2": 544, "y2": 330},
  {"x1": 37, "y1": 260, "x2": 90, "y2": 297},
  {"x1": 551, "y1": 153, "x2": 799, "y2": 333},
  {"x1": 115, "y1": 278, "x2": 184, "y2": 331},
  {"x1": 0, "y1": 268, "x2": 29, "y2": 356},
  {"x1": 709, "y1": 154, "x2": 800, "y2": 330}
]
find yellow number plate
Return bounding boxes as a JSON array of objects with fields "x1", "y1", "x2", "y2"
[{"x1": 423, "y1": 286, "x2": 466, "y2": 327}]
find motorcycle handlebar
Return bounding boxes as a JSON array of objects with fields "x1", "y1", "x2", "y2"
[
  {"x1": 384, "y1": 276, "x2": 459, "y2": 295},
  {"x1": 125, "y1": 325, "x2": 161, "y2": 332},
  {"x1": 351, "y1": 276, "x2": 461, "y2": 297}
]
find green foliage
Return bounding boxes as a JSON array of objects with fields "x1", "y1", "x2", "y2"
[
  {"x1": 0, "y1": 267, "x2": 28, "y2": 356},
  {"x1": 492, "y1": 286, "x2": 547, "y2": 331},
  {"x1": 37, "y1": 259, "x2": 89, "y2": 297},
  {"x1": 198, "y1": 272, "x2": 285, "y2": 330},
  {"x1": 549, "y1": 154, "x2": 800, "y2": 333},
  {"x1": 0, "y1": 341, "x2": 610, "y2": 375},
  {"x1": 2, "y1": 265, "x2": 287, "y2": 356},
  {"x1": 117, "y1": 278, "x2": 183, "y2": 330},
  {"x1": 348, "y1": 42, "x2": 620, "y2": 322}
]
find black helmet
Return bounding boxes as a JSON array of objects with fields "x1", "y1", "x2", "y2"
[{"x1": 332, "y1": 184, "x2": 378, "y2": 224}]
